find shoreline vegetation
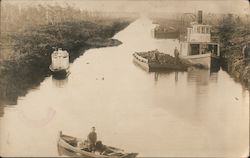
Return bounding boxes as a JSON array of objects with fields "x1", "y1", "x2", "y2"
[
  {"x1": 215, "y1": 14, "x2": 250, "y2": 87},
  {"x1": 0, "y1": 4, "x2": 135, "y2": 106}
]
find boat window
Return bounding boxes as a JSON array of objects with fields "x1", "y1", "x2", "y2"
[
  {"x1": 200, "y1": 44, "x2": 208, "y2": 54},
  {"x1": 197, "y1": 26, "x2": 200, "y2": 33},
  {"x1": 202, "y1": 27, "x2": 205, "y2": 33},
  {"x1": 208, "y1": 44, "x2": 218, "y2": 55},
  {"x1": 190, "y1": 44, "x2": 200, "y2": 55},
  {"x1": 205, "y1": 27, "x2": 209, "y2": 34}
]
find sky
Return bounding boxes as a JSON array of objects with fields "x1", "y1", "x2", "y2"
[{"x1": 3, "y1": 0, "x2": 250, "y2": 14}]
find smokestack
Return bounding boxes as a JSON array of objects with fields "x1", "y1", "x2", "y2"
[{"x1": 197, "y1": 10, "x2": 202, "y2": 24}]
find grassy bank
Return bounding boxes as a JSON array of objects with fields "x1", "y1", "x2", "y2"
[{"x1": 0, "y1": 19, "x2": 132, "y2": 105}]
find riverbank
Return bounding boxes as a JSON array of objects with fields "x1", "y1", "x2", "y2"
[
  {"x1": 220, "y1": 45, "x2": 250, "y2": 85},
  {"x1": 0, "y1": 19, "x2": 133, "y2": 106},
  {"x1": 214, "y1": 15, "x2": 250, "y2": 87}
]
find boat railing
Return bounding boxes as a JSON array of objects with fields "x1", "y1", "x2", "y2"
[{"x1": 133, "y1": 53, "x2": 148, "y2": 64}]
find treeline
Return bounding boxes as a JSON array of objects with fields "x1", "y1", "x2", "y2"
[
  {"x1": 216, "y1": 14, "x2": 250, "y2": 48},
  {"x1": 150, "y1": 12, "x2": 250, "y2": 34},
  {"x1": 1, "y1": 3, "x2": 131, "y2": 33},
  {"x1": 0, "y1": 3, "x2": 136, "y2": 51}
]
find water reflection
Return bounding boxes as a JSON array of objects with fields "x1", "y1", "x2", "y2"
[
  {"x1": 187, "y1": 68, "x2": 211, "y2": 86},
  {"x1": 154, "y1": 72, "x2": 158, "y2": 81},
  {"x1": 0, "y1": 106, "x2": 4, "y2": 117},
  {"x1": 175, "y1": 71, "x2": 179, "y2": 83},
  {"x1": 52, "y1": 75, "x2": 69, "y2": 88},
  {"x1": 0, "y1": 51, "x2": 50, "y2": 106},
  {"x1": 209, "y1": 72, "x2": 219, "y2": 83},
  {"x1": 187, "y1": 67, "x2": 221, "y2": 86}
]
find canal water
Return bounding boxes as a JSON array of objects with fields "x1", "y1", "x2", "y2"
[{"x1": 0, "y1": 18, "x2": 249, "y2": 157}]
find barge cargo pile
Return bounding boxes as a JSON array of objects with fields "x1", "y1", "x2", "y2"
[{"x1": 133, "y1": 50, "x2": 204, "y2": 71}]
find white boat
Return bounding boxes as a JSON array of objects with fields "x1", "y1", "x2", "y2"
[
  {"x1": 180, "y1": 11, "x2": 220, "y2": 69},
  {"x1": 49, "y1": 48, "x2": 70, "y2": 77}
]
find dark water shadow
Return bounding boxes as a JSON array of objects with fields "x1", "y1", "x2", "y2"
[
  {"x1": 0, "y1": 105, "x2": 4, "y2": 117},
  {"x1": 52, "y1": 75, "x2": 69, "y2": 88}
]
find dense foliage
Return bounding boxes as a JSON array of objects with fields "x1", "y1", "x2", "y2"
[
  {"x1": 12, "y1": 20, "x2": 129, "y2": 56},
  {"x1": 217, "y1": 14, "x2": 236, "y2": 47},
  {"x1": 215, "y1": 14, "x2": 250, "y2": 85}
]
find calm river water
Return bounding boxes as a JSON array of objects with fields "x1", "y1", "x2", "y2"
[{"x1": 0, "y1": 18, "x2": 249, "y2": 157}]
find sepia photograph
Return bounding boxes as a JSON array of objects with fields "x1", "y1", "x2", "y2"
[{"x1": 0, "y1": 0, "x2": 249, "y2": 157}]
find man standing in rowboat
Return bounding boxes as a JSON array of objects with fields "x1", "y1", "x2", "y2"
[{"x1": 88, "y1": 127, "x2": 97, "y2": 152}]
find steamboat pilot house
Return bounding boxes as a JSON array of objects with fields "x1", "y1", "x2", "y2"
[{"x1": 180, "y1": 11, "x2": 220, "y2": 68}]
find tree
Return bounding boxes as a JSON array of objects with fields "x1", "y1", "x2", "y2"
[{"x1": 218, "y1": 14, "x2": 236, "y2": 47}]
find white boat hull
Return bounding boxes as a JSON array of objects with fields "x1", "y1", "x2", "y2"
[
  {"x1": 132, "y1": 53, "x2": 149, "y2": 71},
  {"x1": 180, "y1": 53, "x2": 211, "y2": 69},
  {"x1": 49, "y1": 65, "x2": 70, "y2": 77}
]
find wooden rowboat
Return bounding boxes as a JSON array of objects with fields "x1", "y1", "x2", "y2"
[{"x1": 57, "y1": 131, "x2": 138, "y2": 158}]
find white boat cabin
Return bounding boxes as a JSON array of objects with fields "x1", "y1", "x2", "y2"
[
  {"x1": 180, "y1": 22, "x2": 219, "y2": 57},
  {"x1": 187, "y1": 22, "x2": 211, "y2": 43},
  {"x1": 51, "y1": 48, "x2": 69, "y2": 70}
]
